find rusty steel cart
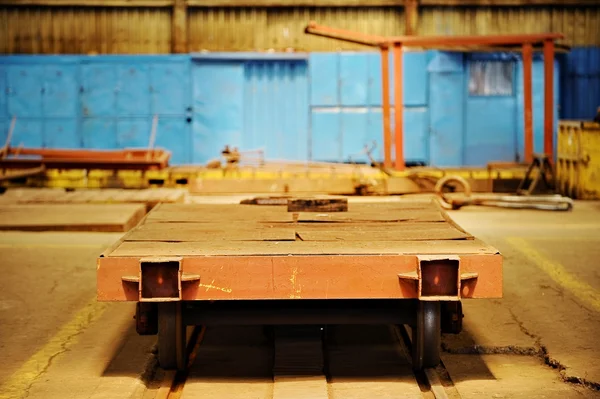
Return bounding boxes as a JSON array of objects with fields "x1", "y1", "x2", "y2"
[{"x1": 97, "y1": 200, "x2": 502, "y2": 370}]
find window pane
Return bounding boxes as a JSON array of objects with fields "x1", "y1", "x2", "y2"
[{"x1": 469, "y1": 61, "x2": 514, "y2": 96}]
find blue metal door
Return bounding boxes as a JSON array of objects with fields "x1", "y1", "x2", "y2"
[
  {"x1": 191, "y1": 56, "x2": 309, "y2": 164},
  {"x1": 191, "y1": 60, "x2": 244, "y2": 164},
  {"x1": 244, "y1": 60, "x2": 308, "y2": 160}
]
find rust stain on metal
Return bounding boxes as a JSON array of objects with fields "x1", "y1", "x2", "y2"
[
  {"x1": 198, "y1": 279, "x2": 233, "y2": 294},
  {"x1": 289, "y1": 267, "x2": 302, "y2": 299}
]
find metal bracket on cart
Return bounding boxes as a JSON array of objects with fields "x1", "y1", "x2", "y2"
[{"x1": 121, "y1": 257, "x2": 200, "y2": 302}]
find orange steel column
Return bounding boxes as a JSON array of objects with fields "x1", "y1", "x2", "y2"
[
  {"x1": 393, "y1": 43, "x2": 404, "y2": 171},
  {"x1": 543, "y1": 39, "x2": 555, "y2": 159},
  {"x1": 381, "y1": 47, "x2": 392, "y2": 169},
  {"x1": 522, "y1": 43, "x2": 533, "y2": 163}
]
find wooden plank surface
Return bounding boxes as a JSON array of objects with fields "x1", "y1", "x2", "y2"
[
  {"x1": 0, "y1": 188, "x2": 186, "y2": 210},
  {"x1": 110, "y1": 238, "x2": 497, "y2": 257},
  {"x1": 0, "y1": 204, "x2": 146, "y2": 232},
  {"x1": 128, "y1": 222, "x2": 297, "y2": 241},
  {"x1": 105, "y1": 200, "x2": 498, "y2": 256}
]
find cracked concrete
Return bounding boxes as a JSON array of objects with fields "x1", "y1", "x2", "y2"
[
  {"x1": 1, "y1": 198, "x2": 600, "y2": 399},
  {"x1": 0, "y1": 232, "x2": 121, "y2": 387},
  {"x1": 447, "y1": 202, "x2": 600, "y2": 393}
]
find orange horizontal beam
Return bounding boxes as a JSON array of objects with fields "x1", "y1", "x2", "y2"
[{"x1": 306, "y1": 22, "x2": 564, "y2": 48}]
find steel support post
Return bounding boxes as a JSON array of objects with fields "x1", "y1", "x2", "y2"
[
  {"x1": 543, "y1": 39, "x2": 555, "y2": 160},
  {"x1": 393, "y1": 43, "x2": 405, "y2": 171},
  {"x1": 522, "y1": 43, "x2": 534, "y2": 163},
  {"x1": 381, "y1": 47, "x2": 392, "y2": 169}
]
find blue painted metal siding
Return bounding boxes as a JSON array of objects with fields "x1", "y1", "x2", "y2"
[
  {"x1": 309, "y1": 51, "x2": 429, "y2": 164},
  {"x1": 192, "y1": 61, "x2": 244, "y2": 164},
  {"x1": 1, "y1": 56, "x2": 192, "y2": 163},
  {"x1": 0, "y1": 51, "x2": 570, "y2": 167},
  {"x1": 428, "y1": 52, "x2": 465, "y2": 166},
  {"x1": 191, "y1": 57, "x2": 308, "y2": 163},
  {"x1": 559, "y1": 47, "x2": 600, "y2": 120},
  {"x1": 244, "y1": 60, "x2": 308, "y2": 160}
]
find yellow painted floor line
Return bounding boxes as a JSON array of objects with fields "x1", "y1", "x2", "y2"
[
  {"x1": 506, "y1": 237, "x2": 600, "y2": 312},
  {"x1": 0, "y1": 299, "x2": 109, "y2": 399}
]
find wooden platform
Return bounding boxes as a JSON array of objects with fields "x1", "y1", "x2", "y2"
[
  {"x1": 97, "y1": 200, "x2": 502, "y2": 301},
  {"x1": 0, "y1": 204, "x2": 146, "y2": 232},
  {"x1": 0, "y1": 188, "x2": 186, "y2": 210}
]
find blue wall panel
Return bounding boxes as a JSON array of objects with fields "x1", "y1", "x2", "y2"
[
  {"x1": 366, "y1": 109, "x2": 383, "y2": 161},
  {"x1": 404, "y1": 53, "x2": 428, "y2": 106},
  {"x1": 404, "y1": 108, "x2": 428, "y2": 162},
  {"x1": 81, "y1": 64, "x2": 116, "y2": 117},
  {"x1": 117, "y1": 64, "x2": 150, "y2": 116},
  {"x1": 340, "y1": 54, "x2": 368, "y2": 106},
  {"x1": 429, "y1": 72, "x2": 464, "y2": 166},
  {"x1": 44, "y1": 64, "x2": 78, "y2": 118},
  {"x1": 117, "y1": 119, "x2": 151, "y2": 148},
  {"x1": 310, "y1": 53, "x2": 338, "y2": 106},
  {"x1": 0, "y1": 67, "x2": 6, "y2": 119},
  {"x1": 155, "y1": 118, "x2": 191, "y2": 165},
  {"x1": 0, "y1": 119, "x2": 6, "y2": 144},
  {"x1": 0, "y1": 51, "x2": 573, "y2": 167},
  {"x1": 192, "y1": 61, "x2": 244, "y2": 163},
  {"x1": 7, "y1": 65, "x2": 44, "y2": 117},
  {"x1": 151, "y1": 62, "x2": 190, "y2": 115},
  {"x1": 244, "y1": 60, "x2": 309, "y2": 160},
  {"x1": 45, "y1": 119, "x2": 79, "y2": 148},
  {"x1": 465, "y1": 97, "x2": 516, "y2": 166},
  {"x1": 82, "y1": 118, "x2": 117, "y2": 149},
  {"x1": 11, "y1": 119, "x2": 43, "y2": 147},
  {"x1": 311, "y1": 110, "x2": 340, "y2": 161},
  {"x1": 366, "y1": 52, "x2": 427, "y2": 106},
  {"x1": 341, "y1": 110, "x2": 369, "y2": 161}
]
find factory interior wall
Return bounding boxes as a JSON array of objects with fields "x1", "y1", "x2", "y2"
[
  {"x1": 0, "y1": 51, "x2": 571, "y2": 166},
  {"x1": 559, "y1": 47, "x2": 600, "y2": 121}
]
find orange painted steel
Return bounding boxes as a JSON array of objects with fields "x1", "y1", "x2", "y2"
[
  {"x1": 97, "y1": 202, "x2": 502, "y2": 302},
  {"x1": 393, "y1": 43, "x2": 404, "y2": 171},
  {"x1": 522, "y1": 43, "x2": 534, "y2": 163},
  {"x1": 544, "y1": 39, "x2": 555, "y2": 160},
  {"x1": 306, "y1": 23, "x2": 563, "y2": 48},
  {"x1": 305, "y1": 22, "x2": 564, "y2": 168},
  {"x1": 381, "y1": 47, "x2": 392, "y2": 169},
  {"x1": 0, "y1": 147, "x2": 171, "y2": 170}
]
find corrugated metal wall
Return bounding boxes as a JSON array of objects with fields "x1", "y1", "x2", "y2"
[
  {"x1": 420, "y1": 6, "x2": 600, "y2": 47},
  {"x1": 0, "y1": 52, "x2": 560, "y2": 166},
  {"x1": 0, "y1": 6, "x2": 172, "y2": 54},
  {"x1": 187, "y1": 7, "x2": 404, "y2": 52},
  {"x1": 560, "y1": 47, "x2": 600, "y2": 120},
  {"x1": 2, "y1": 5, "x2": 600, "y2": 54}
]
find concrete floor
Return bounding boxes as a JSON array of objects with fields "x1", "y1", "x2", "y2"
[{"x1": 0, "y1": 198, "x2": 599, "y2": 398}]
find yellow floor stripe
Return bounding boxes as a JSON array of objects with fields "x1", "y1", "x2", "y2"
[
  {"x1": 0, "y1": 300, "x2": 109, "y2": 399},
  {"x1": 506, "y1": 237, "x2": 600, "y2": 312}
]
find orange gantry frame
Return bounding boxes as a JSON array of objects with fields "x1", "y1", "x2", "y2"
[{"x1": 305, "y1": 22, "x2": 564, "y2": 170}]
